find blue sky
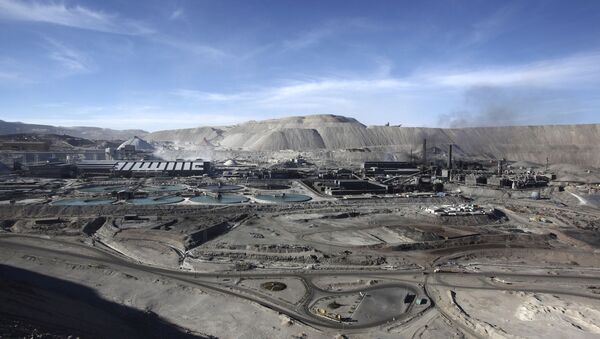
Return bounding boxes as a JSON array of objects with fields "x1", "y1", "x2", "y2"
[{"x1": 1, "y1": 0, "x2": 599, "y2": 131}]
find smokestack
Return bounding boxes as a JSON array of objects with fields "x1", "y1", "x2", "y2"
[
  {"x1": 498, "y1": 159, "x2": 503, "y2": 175},
  {"x1": 422, "y1": 139, "x2": 427, "y2": 165},
  {"x1": 447, "y1": 144, "x2": 453, "y2": 169}
]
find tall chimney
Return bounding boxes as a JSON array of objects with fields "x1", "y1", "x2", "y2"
[
  {"x1": 422, "y1": 139, "x2": 427, "y2": 165},
  {"x1": 447, "y1": 144, "x2": 453, "y2": 169},
  {"x1": 498, "y1": 159, "x2": 503, "y2": 175}
]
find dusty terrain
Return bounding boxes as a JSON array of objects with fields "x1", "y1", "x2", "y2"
[
  {"x1": 1, "y1": 173, "x2": 600, "y2": 338},
  {"x1": 144, "y1": 115, "x2": 600, "y2": 166},
  {"x1": 1, "y1": 115, "x2": 600, "y2": 338}
]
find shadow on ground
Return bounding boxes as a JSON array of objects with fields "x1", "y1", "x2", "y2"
[{"x1": 0, "y1": 264, "x2": 213, "y2": 339}]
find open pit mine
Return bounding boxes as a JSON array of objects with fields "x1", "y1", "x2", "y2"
[{"x1": 2, "y1": 114, "x2": 600, "y2": 338}]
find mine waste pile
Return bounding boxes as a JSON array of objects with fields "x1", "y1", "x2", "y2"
[{"x1": 143, "y1": 114, "x2": 600, "y2": 166}]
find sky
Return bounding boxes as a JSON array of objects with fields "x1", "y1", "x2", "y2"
[{"x1": 1, "y1": 0, "x2": 600, "y2": 131}]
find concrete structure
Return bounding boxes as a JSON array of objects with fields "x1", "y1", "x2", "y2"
[
  {"x1": 488, "y1": 176, "x2": 512, "y2": 187},
  {"x1": 114, "y1": 160, "x2": 209, "y2": 177},
  {"x1": 28, "y1": 162, "x2": 76, "y2": 178},
  {"x1": 0, "y1": 141, "x2": 50, "y2": 151},
  {"x1": 2, "y1": 150, "x2": 107, "y2": 166},
  {"x1": 74, "y1": 160, "x2": 211, "y2": 177},
  {"x1": 363, "y1": 161, "x2": 420, "y2": 176},
  {"x1": 77, "y1": 160, "x2": 119, "y2": 176},
  {"x1": 321, "y1": 179, "x2": 388, "y2": 196},
  {"x1": 465, "y1": 174, "x2": 487, "y2": 186}
]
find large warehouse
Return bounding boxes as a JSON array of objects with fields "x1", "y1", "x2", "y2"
[{"x1": 77, "y1": 160, "x2": 210, "y2": 177}]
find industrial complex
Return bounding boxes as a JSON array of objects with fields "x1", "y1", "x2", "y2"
[{"x1": 1, "y1": 115, "x2": 600, "y2": 339}]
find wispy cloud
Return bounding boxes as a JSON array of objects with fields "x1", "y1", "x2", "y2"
[
  {"x1": 14, "y1": 50, "x2": 599, "y2": 130},
  {"x1": 0, "y1": 0, "x2": 230, "y2": 60},
  {"x1": 20, "y1": 105, "x2": 245, "y2": 131},
  {"x1": 44, "y1": 38, "x2": 94, "y2": 73},
  {"x1": 173, "y1": 77, "x2": 412, "y2": 107},
  {"x1": 462, "y1": 4, "x2": 518, "y2": 47},
  {"x1": 283, "y1": 18, "x2": 384, "y2": 50},
  {"x1": 0, "y1": 57, "x2": 36, "y2": 85},
  {"x1": 0, "y1": 70, "x2": 32, "y2": 85},
  {"x1": 173, "y1": 89, "x2": 250, "y2": 102},
  {"x1": 175, "y1": 51, "x2": 600, "y2": 106},
  {"x1": 0, "y1": 0, "x2": 153, "y2": 35},
  {"x1": 168, "y1": 50, "x2": 600, "y2": 127},
  {"x1": 153, "y1": 35, "x2": 230, "y2": 59},
  {"x1": 424, "y1": 52, "x2": 600, "y2": 87},
  {"x1": 169, "y1": 8, "x2": 184, "y2": 21},
  {"x1": 284, "y1": 25, "x2": 337, "y2": 50}
]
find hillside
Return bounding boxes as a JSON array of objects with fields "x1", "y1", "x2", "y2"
[
  {"x1": 145, "y1": 114, "x2": 600, "y2": 167},
  {"x1": 0, "y1": 120, "x2": 147, "y2": 141}
]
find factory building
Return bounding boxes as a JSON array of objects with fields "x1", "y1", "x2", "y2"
[
  {"x1": 487, "y1": 176, "x2": 512, "y2": 187},
  {"x1": 363, "y1": 161, "x2": 420, "y2": 176},
  {"x1": 77, "y1": 160, "x2": 119, "y2": 176},
  {"x1": 465, "y1": 174, "x2": 488, "y2": 186},
  {"x1": 319, "y1": 179, "x2": 388, "y2": 196},
  {"x1": 75, "y1": 160, "x2": 210, "y2": 177},
  {"x1": 113, "y1": 160, "x2": 209, "y2": 177},
  {"x1": 0, "y1": 141, "x2": 50, "y2": 151},
  {"x1": 28, "y1": 162, "x2": 76, "y2": 178}
]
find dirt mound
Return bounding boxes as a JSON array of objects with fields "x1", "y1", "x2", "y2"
[
  {"x1": 117, "y1": 136, "x2": 155, "y2": 151},
  {"x1": 136, "y1": 115, "x2": 600, "y2": 167}
]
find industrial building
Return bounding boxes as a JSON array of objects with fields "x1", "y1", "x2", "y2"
[
  {"x1": 363, "y1": 161, "x2": 420, "y2": 176},
  {"x1": 77, "y1": 160, "x2": 119, "y2": 176},
  {"x1": 113, "y1": 160, "x2": 209, "y2": 177},
  {"x1": 0, "y1": 141, "x2": 50, "y2": 151},
  {"x1": 74, "y1": 160, "x2": 210, "y2": 177},
  {"x1": 465, "y1": 174, "x2": 488, "y2": 186},
  {"x1": 27, "y1": 162, "x2": 76, "y2": 178},
  {"x1": 318, "y1": 179, "x2": 388, "y2": 196}
]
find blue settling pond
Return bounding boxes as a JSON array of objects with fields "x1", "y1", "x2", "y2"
[
  {"x1": 126, "y1": 196, "x2": 184, "y2": 205},
  {"x1": 202, "y1": 184, "x2": 243, "y2": 192},
  {"x1": 255, "y1": 193, "x2": 311, "y2": 203},
  {"x1": 78, "y1": 185, "x2": 128, "y2": 193},
  {"x1": 190, "y1": 194, "x2": 249, "y2": 204},
  {"x1": 52, "y1": 198, "x2": 115, "y2": 206},
  {"x1": 142, "y1": 185, "x2": 187, "y2": 193}
]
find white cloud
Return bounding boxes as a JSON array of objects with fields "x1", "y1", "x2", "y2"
[
  {"x1": 9, "y1": 49, "x2": 600, "y2": 129},
  {"x1": 0, "y1": 70, "x2": 31, "y2": 85},
  {"x1": 175, "y1": 51, "x2": 600, "y2": 108},
  {"x1": 174, "y1": 77, "x2": 412, "y2": 107},
  {"x1": 462, "y1": 4, "x2": 517, "y2": 47},
  {"x1": 169, "y1": 8, "x2": 184, "y2": 20},
  {"x1": 0, "y1": 57, "x2": 36, "y2": 85},
  {"x1": 45, "y1": 38, "x2": 93, "y2": 73},
  {"x1": 153, "y1": 35, "x2": 230, "y2": 59},
  {"x1": 0, "y1": 0, "x2": 153, "y2": 35},
  {"x1": 18, "y1": 104, "x2": 246, "y2": 131},
  {"x1": 166, "y1": 51, "x2": 600, "y2": 127},
  {"x1": 172, "y1": 89, "x2": 250, "y2": 102},
  {"x1": 283, "y1": 18, "x2": 383, "y2": 50},
  {"x1": 0, "y1": 1, "x2": 230, "y2": 60},
  {"x1": 284, "y1": 25, "x2": 336, "y2": 50},
  {"x1": 424, "y1": 52, "x2": 600, "y2": 88}
]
